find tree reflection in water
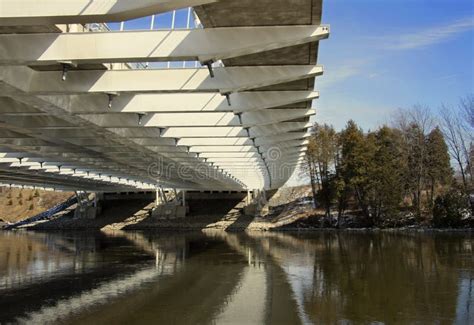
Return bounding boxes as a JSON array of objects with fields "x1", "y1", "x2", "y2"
[{"x1": 0, "y1": 231, "x2": 472, "y2": 324}]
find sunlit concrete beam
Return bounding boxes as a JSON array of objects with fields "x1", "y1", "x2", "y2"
[
  {"x1": 0, "y1": 0, "x2": 221, "y2": 26},
  {"x1": 76, "y1": 109, "x2": 313, "y2": 128},
  {"x1": 161, "y1": 122, "x2": 311, "y2": 138},
  {"x1": 254, "y1": 132, "x2": 311, "y2": 146},
  {"x1": 40, "y1": 91, "x2": 319, "y2": 114},
  {"x1": 175, "y1": 132, "x2": 310, "y2": 146},
  {"x1": 200, "y1": 152, "x2": 258, "y2": 159},
  {"x1": 177, "y1": 138, "x2": 252, "y2": 146},
  {"x1": 0, "y1": 26, "x2": 329, "y2": 65},
  {"x1": 1, "y1": 65, "x2": 323, "y2": 95}
]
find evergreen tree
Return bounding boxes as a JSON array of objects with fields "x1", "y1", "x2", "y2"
[
  {"x1": 371, "y1": 126, "x2": 406, "y2": 219},
  {"x1": 425, "y1": 127, "x2": 452, "y2": 206},
  {"x1": 339, "y1": 120, "x2": 376, "y2": 220}
]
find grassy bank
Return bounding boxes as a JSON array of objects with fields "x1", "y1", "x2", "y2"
[{"x1": 0, "y1": 187, "x2": 72, "y2": 223}]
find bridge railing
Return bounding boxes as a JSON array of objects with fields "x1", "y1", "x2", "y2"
[{"x1": 83, "y1": 8, "x2": 205, "y2": 70}]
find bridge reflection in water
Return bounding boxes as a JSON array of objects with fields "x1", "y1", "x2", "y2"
[{"x1": 0, "y1": 231, "x2": 472, "y2": 324}]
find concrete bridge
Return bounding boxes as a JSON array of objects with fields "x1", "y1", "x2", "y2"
[{"x1": 0, "y1": 1, "x2": 329, "y2": 199}]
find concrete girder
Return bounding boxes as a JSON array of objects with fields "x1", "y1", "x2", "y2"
[
  {"x1": 175, "y1": 132, "x2": 310, "y2": 146},
  {"x1": 188, "y1": 139, "x2": 307, "y2": 153},
  {"x1": 0, "y1": 26, "x2": 329, "y2": 65},
  {"x1": 1, "y1": 163, "x2": 147, "y2": 190},
  {"x1": 1, "y1": 65, "x2": 323, "y2": 95},
  {"x1": 0, "y1": 0, "x2": 221, "y2": 26},
  {"x1": 206, "y1": 157, "x2": 261, "y2": 162},
  {"x1": 197, "y1": 149, "x2": 305, "y2": 159},
  {"x1": 40, "y1": 91, "x2": 319, "y2": 114},
  {"x1": 200, "y1": 152, "x2": 258, "y2": 159},
  {"x1": 0, "y1": 171, "x2": 138, "y2": 191},
  {"x1": 0, "y1": 1, "x2": 328, "y2": 191},
  {"x1": 75, "y1": 109, "x2": 314, "y2": 128},
  {"x1": 161, "y1": 122, "x2": 311, "y2": 138},
  {"x1": 0, "y1": 151, "x2": 199, "y2": 190},
  {"x1": 0, "y1": 85, "x2": 172, "y2": 184},
  {"x1": 177, "y1": 138, "x2": 252, "y2": 146},
  {"x1": 254, "y1": 132, "x2": 311, "y2": 146},
  {"x1": 0, "y1": 78, "x2": 243, "y2": 190}
]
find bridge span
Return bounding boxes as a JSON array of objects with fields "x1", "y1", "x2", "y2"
[{"x1": 0, "y1": 0, "x2": 329, "y2": 193}]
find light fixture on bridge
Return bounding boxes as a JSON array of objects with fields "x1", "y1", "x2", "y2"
[
  {"x1": 234, "y1": 112, "x2": 242, "y2": 124},
  {"x1": 137, "y1": 113, "x2": 146, "y2": 126},
  {"x1": 106, "y1": 92, "x2": 119, "y2": 109},
  {"x1": 39, "y1": 161, "x2": 44, "y2": 168},
  {"x1": 223, "y1": 93, "x2": 232, "y2": 106},
  {"x1": 17, "y1": 157, "x2": 23, "y2": 165},
  {"x1": 203, "y1": 60, "x2": 214, "y2": 78},
  {"x1": 61, "y1": 64, "x2": 70, "y2": 81},
  {"x1": 244, "y1": 127, "x2": 251, "y2": 137},
  {"x1": 59, "y1": 61, "x2": 76, "y2": 81}
]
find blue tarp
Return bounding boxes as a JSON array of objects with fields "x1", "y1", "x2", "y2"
[{"x1": 5, "y1": 195, "x2": 78, "y2": 229}]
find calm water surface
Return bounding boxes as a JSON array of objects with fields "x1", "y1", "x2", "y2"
[{"x1": 0, "y1": 230, "x2": 472, "y2": 324}]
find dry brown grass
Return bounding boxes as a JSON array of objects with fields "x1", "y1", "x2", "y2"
[{"x1": 0, "y1": 187, "x2": 73, "y2": 223}]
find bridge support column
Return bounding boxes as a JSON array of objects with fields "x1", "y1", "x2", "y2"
[
  {"x1": 151, "y1": 188, "x2": 186, "y2": 220},
  {"x1": 74, "y1": 191, "x2": 101, "y2": 219},
  {"x1": 243, "y1": 189, "x2": 263, "y2": 217}
]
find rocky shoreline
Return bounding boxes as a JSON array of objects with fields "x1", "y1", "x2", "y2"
[
  {"x1": 2, "y1": 213, "x2": 473, "y2": 233},
  {"x1": 2, "y1": 197, "x2": 472, "y2": 232}
]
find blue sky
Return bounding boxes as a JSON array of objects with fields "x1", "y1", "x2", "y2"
[{"x1": 316, "y1": 0, "x2": 474, "y2": 130}]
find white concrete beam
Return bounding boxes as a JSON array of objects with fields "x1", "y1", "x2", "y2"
[
  {"x1": 1, "y1": 65, "x2": 323, "y2": 95},
  {"x1": 0, "y1": 26, "x2": 329, "y2": 65},
  {"x1": 76, "y1": 109, "x2": 314, "y2": 128},
  {"x1": 162, "y1": 122, "x2": 311, "y2": 138},
  {"x1": 177, "y1": 138, "x2": 251, "y2": 146},
  {"x1": 0, "y1": 0, "x2": 220, "y2": 25},
  {"x1": 175, "y1": 133, "x2": 310, "y2": 146},
  {"x1": 40, "y1": 91, "x2": 319, "y2": 114}
]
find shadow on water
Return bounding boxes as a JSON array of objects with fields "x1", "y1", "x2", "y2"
[{"x1": 0, "y1": 230, "x2": 472, "y2": 324}]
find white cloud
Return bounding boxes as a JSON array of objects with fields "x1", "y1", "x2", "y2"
[
  {"x1": 385, "y1": 16, "x2": 474, "y2": 50},
  {"x1": 318, "y1": 59, "x2": 370, "y2": 89}
]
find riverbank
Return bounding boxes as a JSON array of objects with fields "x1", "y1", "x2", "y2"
[
  {"x1": 5, "y1": 203, "x2": 473, "y2": 233},
  {"x1": 0, "y1": 188, "x2": 72, "y2": 223},
  {"x1": 1, "y1": 185, "x2": 472, "y2": 232}
]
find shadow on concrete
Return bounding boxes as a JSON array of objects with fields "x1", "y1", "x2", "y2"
[
  {"x1": 28, "y1": 190, "x2": 282, "y2": 231},
  {"x1": 29, "y1": 199, "x2": 153, "y2": 230},
  {"x1": 121, "y1": 193, "x2": 255, "y2": 231}
]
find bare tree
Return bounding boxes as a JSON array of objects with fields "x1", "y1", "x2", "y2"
[
  {"x1": 459, "y1": 95, "x2": 474, "y2": 185},
  {"x1": 439, "y1": 102, "x2": 472, "y2": 190},
  {"x1": 301, "y1": 142, "x2": 319, "y2": 208},
  {"x1": 392, "y1": 105, "x2": 434, "y2": 135},
  {"x1": 459, "y1": 94, "x2": 474, "y2": 130}
]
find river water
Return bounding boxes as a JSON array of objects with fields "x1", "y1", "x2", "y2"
[{"x1": 0, "y1": 230, "x2": 472, "y2": 324}]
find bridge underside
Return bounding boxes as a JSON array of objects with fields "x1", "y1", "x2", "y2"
[{"x1": 0, "y1": 0, "x2": 328, "y2": 192}]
